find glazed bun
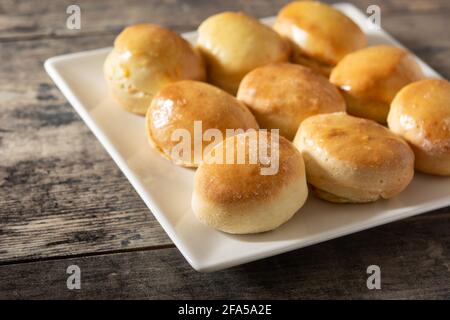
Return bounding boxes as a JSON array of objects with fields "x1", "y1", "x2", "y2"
[
  {"x1": 192, "y1": 131, "x2": 308, "y2": 234},
  {"x1": 274, "y1": 1, "x2": 366, "y2": 75},
  {"x1": 388, "y1": 79, "x2": 450, "y2": 176},
  {"x1": 293, "y1": 113, "x2": 415, "y2": 203},
  {"x1": 197, "y1": 12, "x2": 290, "y2": 94},
  {"x1": 104, "y1": 24, "x2": 205, "y2": 115},
  {"x1": 237, "y1": 63, "x2": 346, "y2": 140},
  {"x1": 145, "y1": 80, "x2": 259, "y2": 167},
  {"x1": 330, "y1": 45, "x2": 425, "y2": 123}
]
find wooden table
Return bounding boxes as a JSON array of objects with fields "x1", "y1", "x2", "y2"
[{"x1": 0, "y1": 0, "x2": 449, "y2": 299}]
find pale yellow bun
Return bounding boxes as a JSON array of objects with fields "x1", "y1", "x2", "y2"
[
  {"x1": 388, "y1": 79, "x2": 450, "y2": 176},
  {"x1": 145, "y1": 80, "x2": 259, "y2": 167},
  {"x1": 330, "y1": 45, "x2": 426, "y2": 123},
  {"x1": 274, "y1": 1, "x2": 366, "y2": 76},
  {"x1": 104, "y1": 24, "x2": 206, "y2": 115},
  {"x1": 293, "y1": 112, "x2": 415, "y2": 203},
  {"x1": 237, "y1": 63, "x2": 346, "y2": 140},
  {"x1": 192, "y1": 131, "x2": 308, "y2": 234},
  {"x1": 197, "y1": 12, "x2": 290, "y2": 94}
]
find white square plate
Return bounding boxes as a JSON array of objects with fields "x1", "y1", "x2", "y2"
[{"x1": 45, "y1": 3, "x2": 448, "y2": 272}]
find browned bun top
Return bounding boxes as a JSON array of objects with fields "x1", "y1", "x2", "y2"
[
  {"x1": 113, "y1": 24, "x2": 205, "y2": 85},
  {"x1": 389, "y1": 79, "x2": 450, "y2": 153},
  {"x1": 237, "y1": 63, "x2": 345, "y2": 140},
  {"x1": 196, "y1": 131, "x2": 305, "y2": 205},
  {"x1": 330, "y1": 45, "x2": 425, "y2": 104},
  {"x1": 274, "y1": 1, "x2": 366, "y2": 66},
  {"x1": 299, "y1": 112, "x2": 414, "y2": 169},
  {"x1": 104, "y1": 23, "x2": 206, "y2": 115},
  {"x1": 295, "y1": 112, "x2": 415, "y2": 202},
  {"x1": 146, "y1": 80, "x2": 259, "y2": 166},
  {"x1": 197, "y1": 11, "x2": 290, "y2": 94}
]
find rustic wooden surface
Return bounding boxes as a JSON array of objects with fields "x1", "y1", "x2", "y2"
[{"x1": 0, "y1": 0, "x2": 449, "y2": 299}]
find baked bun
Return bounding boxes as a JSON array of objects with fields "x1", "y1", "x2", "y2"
[
  {"x1": 274, "y1": 1, "x2": 366, "y2": 76},
  {"x1": 104, "y1": 24, "x2": 206, "y2": 115},
  {"x1": 145, "y1": 80, "x2": 259, "y2": 167},
  {"x1": 388, "y1": 79, "x2": 450, "y2": 176},
  {"x1": 237, "y1": 63, "x2": 346, "y2": 140},
  {"x1": 330, "y1": 45, "x2": 425, "y2": 123},
  {"x1": 197, "y1": 12, "x2": 290, "y2": 94},
  {"x1": 293, "y1": 113, "x2": 415, "y2": 203},
  {"x1": 192, "y1": 131, "x2": 308, "y2": 234}
]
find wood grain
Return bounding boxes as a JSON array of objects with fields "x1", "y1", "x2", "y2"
[
  {"x1": 0, "y1": 35, "x2": 172, "y2": 262},
  {"x1": 1, "y1": 0, "x2": 449, "y2": 40},
  {"x1": 1, "y1": 212, "x2": 449, "y2": 299},
  {"x1": 0, "y1": 0, "x2": 449, "y2": 299}
]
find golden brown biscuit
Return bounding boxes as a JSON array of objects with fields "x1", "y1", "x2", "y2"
[
  {"x1": 274, "y1": 1, "x2": 366, "y2": 76},
  {"x1": 197, "y1": 12, "x2": 290, "y2": 94},
  {"x1": 330, "y1": 45, "x2": 426, "y2": 123},
  {"x1": 293, "y1": 113, "x2": 415, "y2": 203},
  {"x1": 146, "y1": 80, "x2": 259, "y2": 167},
  {"x1": 192, "y1": 131, "x2": 308, "y2": 234},
  {"x1": 237, "y1": 63, "x2": 346, "y2": 140},
  {"x1": 104, "y1": 24, "x2": 205, "y2": 115},
  {"x1": 388, "y1": 79, "x2": 450, "y2": 176}
]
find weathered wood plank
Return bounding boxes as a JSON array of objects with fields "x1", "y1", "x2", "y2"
[
  {"x1": 0, "y1": 0, "x2": 293, "y2": 40},
  {"x1": 1, "y1": 213, "x2": 449, "y2": 299},
  {"x1": 0, "y1": 0, "x2": 449, "y2": 40}
]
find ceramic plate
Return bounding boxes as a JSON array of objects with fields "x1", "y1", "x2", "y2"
[{"x1": 45, "y1": 3, "x2": 447, "y2": 272}]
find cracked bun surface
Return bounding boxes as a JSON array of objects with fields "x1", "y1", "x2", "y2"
[
  {"x1": 330, "y1": 45, "x2": 425, "y2": 123},
  {"x1": 293, "y1": 113, "x2": 415, "y2": 203},
  {"x1": 192, "y1": 131, "x2": 308, "y2": 234},
  {"x1": 237, "y1": 63, "x2": 346, "y2": 140},
  {"x1": 145, "y1": 80, "x2": 259, "y2": 167},
  {"x1": 388, "y1": 79, "x2": 450, "y2": 176},
  {"x1": 274, "y1": 1, "x2": 366, "y2": 75},
  {"x1": 104, "y1": 24, "x2": 206, "y2": 115},
  {"x1": 197, "y1": 11, "x2": 290, "y2": 94}
]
